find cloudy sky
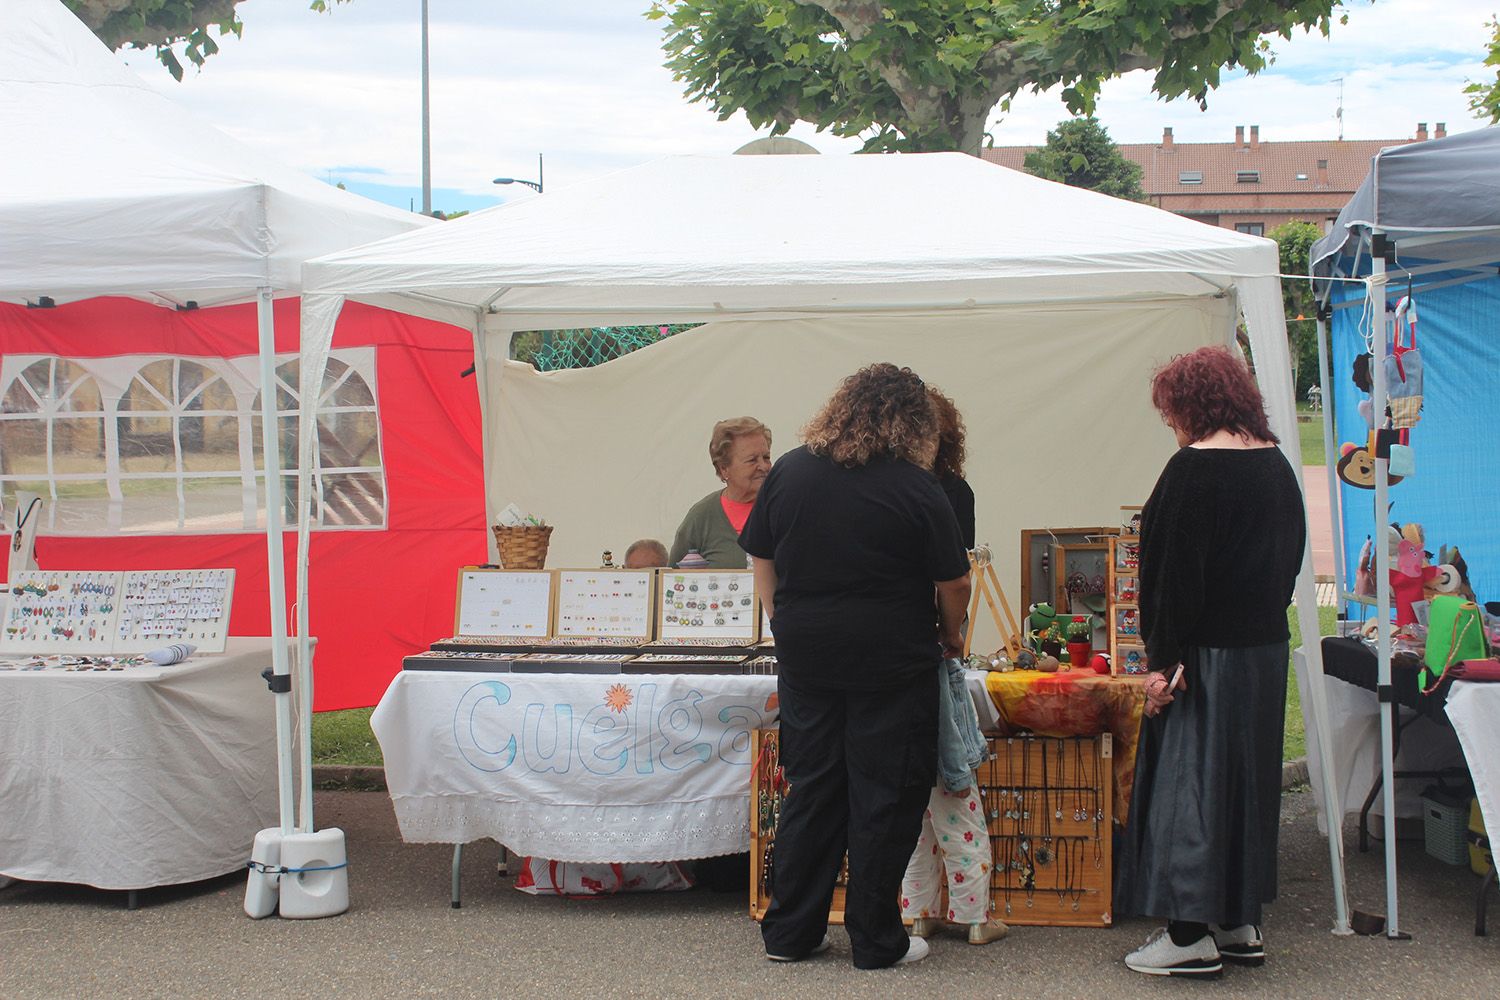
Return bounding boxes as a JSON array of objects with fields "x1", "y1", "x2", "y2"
[{"x1": 117, "y1": 0, "x2": 1496, "y2": 215}]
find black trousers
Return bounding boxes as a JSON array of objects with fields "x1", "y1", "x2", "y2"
[{"x1": 761, "y1": 669, "x2": 938, "y2": 969}]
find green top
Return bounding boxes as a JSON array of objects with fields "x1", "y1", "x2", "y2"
[{"x1": 669, "y1": 490, "x2": 750, "y2": 569}]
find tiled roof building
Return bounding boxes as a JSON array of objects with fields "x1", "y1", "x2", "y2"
[{"x1": 983, "y1": 123, "x2": 1446, "y2": 235}]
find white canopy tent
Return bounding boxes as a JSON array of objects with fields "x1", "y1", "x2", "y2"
[
  {"x1": 299, "y1": 152, "x2": 1350, "y2": 930},
  {"x1": 0, "y1": 0, "x2": 432, "y2": 839}
]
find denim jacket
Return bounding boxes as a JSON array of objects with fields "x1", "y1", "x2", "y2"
[{"x1": 937, "y1": 658, "x2": 988, "y2": 792}]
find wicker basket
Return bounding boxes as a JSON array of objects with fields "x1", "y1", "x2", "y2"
[{"x1": 491, "y1": 524, "x2": 553, "y2": 569}]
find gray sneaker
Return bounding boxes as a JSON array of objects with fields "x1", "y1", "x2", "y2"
[
  {"x1": 766, "y1": 934, "x2": 831, "y2": 962},
  {"x1": 1214, "y1": 923, "x2": 1264, "y2": 966},
  {"x1": 1124, "y1": 927, "x2": 1223, "y2": 978}
]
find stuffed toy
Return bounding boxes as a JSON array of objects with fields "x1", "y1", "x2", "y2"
[
  {"x1": 1028, "y1": 602, "x2": 1061, "y2": 651},
  {"x1": 1389, "y1": 523, "x2": 1458, "y2": 626},
  {"x1": 1355, "y1": 536, "x2": 1376, "y2": 597},
  {"x1": 1337, "y1": 443, "x2": 1405, "y2": 490}
]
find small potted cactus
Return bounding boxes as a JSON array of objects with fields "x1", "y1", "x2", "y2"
[{"x1": 1065, "y1": 618, "x2": 1093, "y2": 669}]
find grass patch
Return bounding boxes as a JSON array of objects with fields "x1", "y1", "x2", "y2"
[
  {"x1": 1285, "y1": 604, "x2": 1339, "y2": 762},
  {"x1": 1297, "y1": 403, "x2": 1326, "y2": 463},
  {"x1": 310, "y1": 707, "x2": 384, "y2": 767}
]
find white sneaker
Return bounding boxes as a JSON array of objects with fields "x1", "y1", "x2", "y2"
[
  {"x1": 1214, "y1": 924, "x2": 1264, "y2": 966},
  {"x1": 1123, "y1": 927, "x2": 1222, "y2": 978},
  {"x1": 766, "y1": 933, "x2": 831, "y2": 962},
  {"x1": 895, "y1": 935, "x2": 930, "y2": 965}
]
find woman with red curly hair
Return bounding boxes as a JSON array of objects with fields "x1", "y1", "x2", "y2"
[{"x1": 1115, "y1": 346, "x2": 1306, "y2": 979}]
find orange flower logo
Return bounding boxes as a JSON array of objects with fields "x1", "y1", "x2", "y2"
[{"x1": 604, "y1": 683, "x2": 633, "y2": 714}]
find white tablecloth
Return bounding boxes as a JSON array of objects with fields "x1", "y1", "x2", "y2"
[
  {"x1": 0, "y1": 638, "x2": 281, "y2": 890},
  {"x1": 1444, "y1": 681, "x2": 1500, "y2": 845},
  {"x1": 1296, "y1": 647, "x2": 1466, "y2": 831},
  {"x1": 371, "y1": 670, "x2": 779, "y2": 862}
]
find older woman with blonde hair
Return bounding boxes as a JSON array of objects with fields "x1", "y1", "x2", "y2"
[
  {"x1": 741, "y1": 363, "x2": 972, "y2": 970},
  {"x1": 669, "y1": 416, "x2": 772, "y2": 569}
]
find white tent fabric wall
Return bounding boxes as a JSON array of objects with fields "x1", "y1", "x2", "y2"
[
  {"x1": 480, "y1": 302, "x2": 1220, "y2": 644},
  {"x1": 297, "y1": 151, "x2": 1347, "y2": 929}
]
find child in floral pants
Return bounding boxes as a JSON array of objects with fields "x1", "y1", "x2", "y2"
[{"x1": 900, "y1": 783, "x2": 1008, "y2": 944}]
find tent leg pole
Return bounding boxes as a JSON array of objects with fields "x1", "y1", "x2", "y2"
[
  {"x1": 257, "y1": 289, "x2": 296, "y2": 835},
  {"x1": 1367, "y1": 258, "x2": 1404, "y2": 939},
  {"x1": 1314, "y1": 316, "x2": 1346, "y2": 606}
]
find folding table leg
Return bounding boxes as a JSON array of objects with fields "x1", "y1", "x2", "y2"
[{"x1": 451, "y1": 843, "x2": 463, "y2": 909}]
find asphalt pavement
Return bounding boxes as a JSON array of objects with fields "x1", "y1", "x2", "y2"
[{"x1": 1, "y1": 788, "x2": 1496, "y2": 1000}]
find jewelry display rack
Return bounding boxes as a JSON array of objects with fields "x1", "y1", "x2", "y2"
[
  {"x1": 1107, "y1": 506, "x2": 1146, "y2": 676},
  {"x1": 749, "y1": 732, "x2": 1113, "y2": 928},
  {"x1": 975, "y1": 733, "x2": 1114, "y2": 927},
  {"x1": 750, "y1": 728, "x2": 849, "y2": 923}
]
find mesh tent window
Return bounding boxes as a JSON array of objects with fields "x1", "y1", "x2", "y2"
[{"x1": 0, "y1": 349, "x2": 384, "y2": 533}]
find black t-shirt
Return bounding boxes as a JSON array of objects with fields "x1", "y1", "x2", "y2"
[
  {"x1": 739, "y1": 446, "x2": 970, "y2": 689},
  {"x1": 939, "y1": 475, "x2": 976, "y2": 550}
]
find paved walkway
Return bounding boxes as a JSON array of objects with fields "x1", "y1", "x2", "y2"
[{"x1": 2, "y1": 789, "x2": 1496, "y2": 999}]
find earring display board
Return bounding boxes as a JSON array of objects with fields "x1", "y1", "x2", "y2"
[
  {"x1": 655, "y1": 570, "x2": 759, "y2": 643},
  {"x1": 1, "y1": 568, "x2": 237, "y2": 655},
  {"x1": 553, "y1": 569, "x2": 656, "y2": 641},
  {"x1": 1020, "y1": 527, "x2": 1117, "y2": 614},
  {"x1": 976, "y1": 734, "x2": 1114, "y2": 927},
  {"x1": 455, "y1": 569, "x2": 555, "y2": 638},
  {"x1": 2, "y1": 570, "x2": 120, "y2": 654},
  {"x1": 117, "y1": 569, "x2": 235, "y2": 653},
  {"x1": 1108, "y1": 529, "x2": 1147, "y2": 676}
]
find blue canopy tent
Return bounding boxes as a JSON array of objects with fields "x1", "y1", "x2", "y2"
[{"x1": 1311, "y1": 125, "x2": 1500, "y2": 937}]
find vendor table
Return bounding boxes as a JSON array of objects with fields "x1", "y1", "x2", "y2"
[
  {"x1": 1307, "y1": 637, "x2": 1468, "y2": 852},
  {"x1": 983, "y1": 670, "x2": 1146, "y2": 823},
  {"x1": 370, "y1": 670, "x2": 780, "y2": 863},
  {"x1": 0, "y1": 638, "x2": 281, "y2": 891}
]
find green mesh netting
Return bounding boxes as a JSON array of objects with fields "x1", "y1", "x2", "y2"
[{"x1": 513, "y1": 324, "x2": 700, "y2": 371}]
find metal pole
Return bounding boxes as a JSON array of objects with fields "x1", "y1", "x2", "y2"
[
  {"x1": 1368, "y1": 246, "x2": 1402, "y2": 938},
  {"x1": 420, "y1": 0, "x2": 431, "y2": 216},
  {"x1": 1315, "y1": 314, "x2": 1347, "y2": 603},
  {"x1": 537, "y1": 152, "x2": 543, "y2": 194},
  {"x1": 256, "y1": 289, "x2": 296, "y2": 835}
]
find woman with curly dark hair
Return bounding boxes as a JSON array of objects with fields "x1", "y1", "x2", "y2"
[
  {"x1": 1115, "y1": 346, "x2": 1306, "y2": 978},
  {"x1": 740, "y1": 363, "x2": 971, "y2": 969}
]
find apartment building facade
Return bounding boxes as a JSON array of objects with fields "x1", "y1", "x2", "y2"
[{"x1": 984, "y1": 122, "x2": 1447, "y2": 235}]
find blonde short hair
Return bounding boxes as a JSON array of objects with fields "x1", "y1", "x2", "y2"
[{"x1": 708, "y1": 417, "x2": 772, "y2": 474}]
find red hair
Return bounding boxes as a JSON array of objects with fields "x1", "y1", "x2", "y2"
[{"x1": 1150, "y1": 347, "x2": 1279, "y2": 445}]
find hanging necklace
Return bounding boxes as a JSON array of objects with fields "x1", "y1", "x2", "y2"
[
  {"x1": 1072, "y1": 738, "x2": 1085, "y2": 821},
  {"x1": 1035, "y1": 740, "x2": 1054, "y2": 866},
  {"x1": 12, "y1": 496, "x2": 41, "y2": 552}
]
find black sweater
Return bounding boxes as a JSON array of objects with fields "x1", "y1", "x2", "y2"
[{"x1": 1138, "y1": 447, "x2": 1306, "y2": 669}]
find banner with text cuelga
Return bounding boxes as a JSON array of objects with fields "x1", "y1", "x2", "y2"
[{"x1": 371, "y1": 671, "x2": 780, "y2": 862}]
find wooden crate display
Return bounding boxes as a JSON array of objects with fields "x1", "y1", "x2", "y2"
[
  {"x1": 750, "y1": 730, "x2": 1112, "y2": 928},
  {"x1": 976, "y1": 734, "x2": 1114, "y2": 927},
  {"x1": 750, "y1": 728, "x2": 848, "y2": 923}
]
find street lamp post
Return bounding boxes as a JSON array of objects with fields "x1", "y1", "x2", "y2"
[
  {"x1": 420, "y1": 0, "x2": 432, "y2": 216},
  {"x1": 493, "y1": 153, "x2": 544, "y2": 194}
]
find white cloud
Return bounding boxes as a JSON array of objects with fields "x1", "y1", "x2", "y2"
[{"x1": 118, "y1": 0, "x2": 1495, "y2": 203}]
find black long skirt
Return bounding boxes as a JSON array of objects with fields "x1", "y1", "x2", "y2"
[{"x1": 1114, "y1": 643, "x2": 1289, "y2": 927}]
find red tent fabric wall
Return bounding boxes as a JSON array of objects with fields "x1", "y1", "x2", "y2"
[{"x1": 0, "y1": 297, "x2": 485, "y2": 709}]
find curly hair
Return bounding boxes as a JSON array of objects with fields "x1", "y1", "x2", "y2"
[
  {"x1": 927, "y1": 386, "x2": 966, "y2": 479},
  {"x1": 802, "y1": 363, "x2": 938, "y2": 469},
  {"x1": 708, "y1": 417, "x2": 772, "y2": 473},
  {"x1": 1150, "y1": 346, "x2": 1279, "y2": 445}
]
